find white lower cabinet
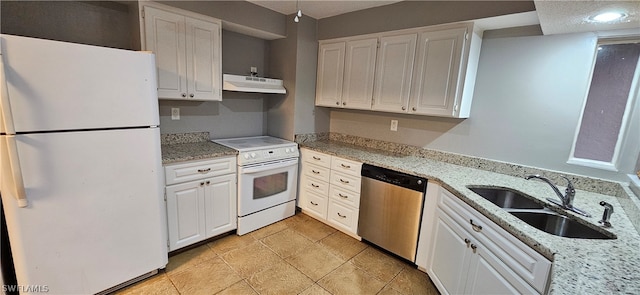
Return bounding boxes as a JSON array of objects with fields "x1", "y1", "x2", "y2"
[
  {"x1": 164, "y1": 157, "x2": 237, "y2": 251},
  {"x1": 299, "y1": 148, "x2": 362, "y2": 238},
  {"x1": 421, "y1": 183, "x2": 551, "y2": 295}
]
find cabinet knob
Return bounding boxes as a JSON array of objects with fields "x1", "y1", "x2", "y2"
[
  {"x1": 402, "y1": 106, "x2": 406, "y2": 110},
  {"x1": 189, "y1": 93, "x2": 194, "y2": 98},
  {"x1": 336, "y1": 101, "x2": 340, "y2": 105},
  {"x1": 412, "y1": 107, "x2": 417, "y2": 111},
  {"x1": 464, "y1": 238, "x2": 470, "y2": 247},
  {"x1": 342, "y1": 102, "x2": 346, "y2": 106},
  {"x1": 200, "y1": 182, "x2": 205, "y2": 186},
  {"x1": 470, "y1": 244, "x2": 477, "y2": 254},
  {"x1": 181, "y1": 93, "x2": 187, "y2": 98},
  {"x1": 205, "y1": 181, "x2": 210, "y2": 185}
]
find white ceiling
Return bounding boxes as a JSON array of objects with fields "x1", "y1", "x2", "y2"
[
  {"x1": 246, "y1": 0, "x2": 403, "y2": 19},
  {"x1": 247, "y1": 0, "x2": 640, "y2": 36},
  {"x1": 534, "y1": 0, "x2": 640, "y2": 35}
]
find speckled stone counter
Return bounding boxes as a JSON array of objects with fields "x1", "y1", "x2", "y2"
[
  {"x1": 300, "y1": 140, "x2": 640, "y2": 295},
  {"x1": 161, "y1": 132, "x2": 237, "y2": 165}
]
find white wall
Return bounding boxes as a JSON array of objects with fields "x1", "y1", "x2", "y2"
[{"x1": 330, "y1": 32, "x2": 638, "y2": 182}]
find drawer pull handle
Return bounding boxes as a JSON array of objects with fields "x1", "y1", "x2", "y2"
[
  {"x1": 470, "y1": 244, "x2": 477, "y2": 254},
  {"x1": 470, "y1": 219, "x2": 483, "y2": 232},
  {"x1": 310, "y1": 201, "x2": 318, "y2": 206},
  {"x1": 338, "y1": 193, "x2": 348, "y2": 199},
  {"x1": 339, "y1": 179, "x2": 349, "y2": 184},
  {"x1": 337, "y1": 212, "x2": 346, "y2": 218},
  {"x1": 464, "y1": 238, "x2": 470, "y2": 247},
  {"x1": 340, "y1": 164, "x2": 351, "y2": 169},
  {"x1": 311, "y1": 183, "x2": 320, "y2": 188},
  {"x1": 197, "y1": 168, "x2": 211, "y2": 173},
  {"x1": 312, "y1": 170, "x2": 320, "y2": 174},
  {"x1": 312, "y1": 156, "x2": 321, "y2": 160}
]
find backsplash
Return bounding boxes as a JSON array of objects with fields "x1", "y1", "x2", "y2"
[{"x1": 295, "y1": 132, "x2": 629, "y2": 198}]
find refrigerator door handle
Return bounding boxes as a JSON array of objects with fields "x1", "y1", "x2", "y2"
[
  {"x1": 5, "y1": 135, "x2": 27, "y2": 207},
  {"x1": 1, "y1": 53, "x2": 28, "y2": 207}
]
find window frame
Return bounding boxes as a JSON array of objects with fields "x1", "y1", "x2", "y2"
[{"x1": 568, "y1": 37, "x2": 640, "y2": 171}]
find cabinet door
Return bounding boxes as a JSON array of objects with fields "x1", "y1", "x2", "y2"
[
  {"x1": 185, "y1": 17, "x2": 221, "y2": 101},
  {"x1": 428, "y1": 209, "x2": 472, "y2": 295},
  {"x1": 143, "y1": 6, "x2": 187, "y2": 100},
  {"x1": 316, "y1": 42, "x2": 345, "y2": 107},
  {"x1": 342, "y1": 39, "x2": 377, "y2": 110},
  {"x1": 203, "y1": 174, "x2": 237, "y2": 238},
  {"x1": 372, "y1": 33, "x2": 417, "y2": 113},
  {"x1": 465, "y1": 246, "x2": 539, "y2": 295},
  {"x1": 166, "y1": 180, "x2": 206, "y2": 251},
  {"x1": 409, "y1": 27, "x2": 466, "y2": 116}
]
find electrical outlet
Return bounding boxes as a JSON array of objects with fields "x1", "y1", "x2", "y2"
[
  {"x1": 171, "y1": 108, "x2": 180, "y2": 120},
  {"x1": 390, "y1": 120, "x2": 398, "y2": 131}
]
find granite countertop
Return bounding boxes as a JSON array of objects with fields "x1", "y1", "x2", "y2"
[
  {"x1": 160, "y1": 132, "x2": 237, "y2": 165},
  {"x1": 300, "y1": 140, "x2": 640, "y2": 295}
]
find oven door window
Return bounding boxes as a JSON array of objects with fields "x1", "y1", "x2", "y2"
[{"x1": 253, "y1": 171, "x2": 288, "y2": 199}]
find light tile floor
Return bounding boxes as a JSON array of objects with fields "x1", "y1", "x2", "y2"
[{"x1": 116, "y1": 213, "x2": 440, "y2": 295}]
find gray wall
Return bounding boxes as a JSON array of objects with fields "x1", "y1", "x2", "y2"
[
  {"x1": 330, "y1": 32, "x2": 640, "y2": 182},
  {"x1": 317, "y1": 1, "x2": 535, "y2": 40},
  {"x1": 1, "y1": 1, "x2": 132, "y2": 49},
  {"x1": 267, "y1": 15, "x2": 329, "y2": 141},
  {"x1": 158, "y1": 30, "x2": 269, "y2": 138}
]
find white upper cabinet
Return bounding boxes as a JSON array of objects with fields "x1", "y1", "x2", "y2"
[
  {"x1": 315, "y1": 42, "x2": 346, "y2": 107},
  {"x1": 315, "y1": 22, "x2": 481, "y2": 118},
  {"x1": 371, "y1": 33, "x2": 417, "y2": 113},
  {"x1": 143, "y1": 5, "x2": 221, "y2": 101},
  {"x1": 342, "y1": 38, "x2": 378, "y2": 110},
  {"x1": 409, "y1": 27, "x2": 468, "y2": 117}
]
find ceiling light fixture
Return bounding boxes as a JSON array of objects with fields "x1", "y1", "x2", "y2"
[
  {"x1": 590, "y1": 11, "x2": 627, "y2": 23},
  {"x1": 294, "y1": 0, "x2": 303, "y2": 23}
]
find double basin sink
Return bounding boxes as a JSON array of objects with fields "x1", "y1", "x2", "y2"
[{"x1": 467, "y1": 187, "x2": 615, "y2": 240}]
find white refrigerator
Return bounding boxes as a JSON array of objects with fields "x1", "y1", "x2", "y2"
[{"x1": 0, "y1": 35, "x2": 167, "y2": 294}]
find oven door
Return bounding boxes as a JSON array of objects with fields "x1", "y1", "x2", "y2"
[{"x1": 237, "y1": 158, "x2": 299, "y2": 217}]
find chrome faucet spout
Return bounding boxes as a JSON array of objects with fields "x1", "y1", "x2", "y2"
[{"x1": 524, "y1": 174, "x2": 573, "y2": 208}]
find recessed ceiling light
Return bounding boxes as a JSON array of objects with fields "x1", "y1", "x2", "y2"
[{"x1": 590, "y1": 11, "x2": 627, "y2": 23}]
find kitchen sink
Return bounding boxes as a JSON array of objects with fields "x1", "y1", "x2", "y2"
[
  {"x1": 510, "y1": 211, "x2": 615, "y2": 240},
  {"x1": 467, "y1": 187, "x2": 544, "y2": 209}
]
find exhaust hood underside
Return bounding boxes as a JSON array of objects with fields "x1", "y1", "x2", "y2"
[{"x1": 223, "y1": 74, "x2": 286, "y2": 94}]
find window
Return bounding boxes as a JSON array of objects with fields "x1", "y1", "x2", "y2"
[{"x1": 569, "y1": 39, "x2": 640, "y2": 171}]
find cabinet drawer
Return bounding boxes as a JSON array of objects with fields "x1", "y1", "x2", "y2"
[
  {"x1": 327, "y1": 199, "x2": 358, "y2": 234},
  {"x1": 165, "y1": 156, "x2": 236, "y2": 185},
  {"x1": 300, "y1": 176, "x2": 329, "y2": 196},
  {"x1": 329, "y1": 185, "x2": 361, "y2": 208},
  {"x1": 331, "y1": 156, "x2": 362, "y2": 177},
  {"x1": 301, "y1": 162, "x2": 331, "y2": 183},
  {"x1": 330, "y1": 171, "x2": 361, "y2": 193},
  {"x1": 301, "y1": 149, "x2": 332, "y2": 168},
  {"x1": 302, "y1": 191, "x2": 328, "y2": 220}
]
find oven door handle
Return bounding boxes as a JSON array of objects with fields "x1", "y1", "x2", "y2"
[{"x1": 242, "y1": 160, "x2": 298, "y2": 174}]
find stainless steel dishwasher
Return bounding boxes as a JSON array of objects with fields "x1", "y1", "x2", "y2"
[{"x1": 358, "y1": 164, "x2": 427, "y2": 262}]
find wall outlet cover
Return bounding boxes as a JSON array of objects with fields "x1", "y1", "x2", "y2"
[
  {"x1": 171, "y1": 108, "x2": 180, "y2": 120},
  {"x1": 390, "y1": 120, "x2": 398, "y2": 131}
]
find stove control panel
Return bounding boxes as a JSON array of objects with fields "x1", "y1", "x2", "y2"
[{"x1": 237, "y1": 145, "x2": 299, "y2": 165}]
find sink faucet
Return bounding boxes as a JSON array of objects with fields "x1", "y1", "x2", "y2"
[
  {"x1": 598, "y1": 201, "x2": 614, "y2": 227},
  {"x1": 525, "y1": 174, "x2": 591, "y2": 217}
]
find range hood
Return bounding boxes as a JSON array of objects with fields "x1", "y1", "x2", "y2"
[{"x1": 223, "y1": 74, "x2": 286, "y2": 94}]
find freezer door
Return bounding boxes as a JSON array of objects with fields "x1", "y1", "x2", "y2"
[
  {"x1": 0, "y1": 128, "x2": 167, "y2": 294},
  {"x1": 0, "y1": 34, "x2": 159, "y2": 133}
]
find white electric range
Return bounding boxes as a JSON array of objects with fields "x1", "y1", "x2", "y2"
[{"x1": 213, "y1": 136, "x2": 299, "y2": 235}]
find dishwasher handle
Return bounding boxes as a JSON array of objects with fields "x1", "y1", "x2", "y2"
[{"x1": 361, "y1": 164, "x2": 427, "y2": 192}]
